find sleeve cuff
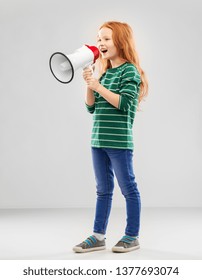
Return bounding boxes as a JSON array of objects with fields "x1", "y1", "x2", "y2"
[{"x1": 85, "y1": 103, "x2": 95, "y2": 114}]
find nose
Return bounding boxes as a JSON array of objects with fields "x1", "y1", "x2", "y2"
[{"x1": 97, "y1": 41, "x2": 105, "y2": 49}]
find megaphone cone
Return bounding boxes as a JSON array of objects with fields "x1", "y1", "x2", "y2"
[{"x1": 49, "y1": 45, "x2": 99, "y2": 84}]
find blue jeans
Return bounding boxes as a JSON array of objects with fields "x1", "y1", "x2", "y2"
[{"x1": 91, "y1": 147, "x2": 141, "y2": 237}]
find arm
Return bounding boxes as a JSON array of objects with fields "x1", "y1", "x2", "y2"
[
  {"x1": 94, "y1": 84, "x2": 120, "y2": 109},
  {"x1": 86, "y1": 77, "x2": 120, "y2": 108},
  {"x1": 85, "y1": 87, "x2": 95, "y2": 106},
  {"x1": 83, "y1": 67, "x2": 95, "y2": 106},
  {"x1": 86, "y1": 65, "x2": 141, "y2": 111},
  {"x1": 83, "y1": 66, "x2": 119, "y2": 108},
  {"x1": 83, "y1": 67, "x2": 96, "y2": 114}
]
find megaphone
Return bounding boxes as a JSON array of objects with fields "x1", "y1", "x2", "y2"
[{"x1": 49, "y1": 45, "x2": 99, "y2": 84}]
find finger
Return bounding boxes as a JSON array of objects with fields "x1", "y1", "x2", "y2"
[
  {"x1": 86, "y1": 76, "x2": 93, "y2": 81},
  {"x1": 83, "y1": 72, "x2": 92, "y2": 80},
  {"x1": 83, "y1": 68, "x2": 93, "y2": 75}
]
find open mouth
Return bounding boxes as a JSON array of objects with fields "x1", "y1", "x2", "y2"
[{"x1": 101, "y1": 49, "x2": 108, "y2": 54}]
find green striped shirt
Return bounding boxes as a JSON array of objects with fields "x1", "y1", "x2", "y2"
[{"x1": 86, "y1": 62, "x2": 141, "y2": 149}]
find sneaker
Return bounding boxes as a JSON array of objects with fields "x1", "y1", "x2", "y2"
[
  {"x1": 73, "y1": 235, "x2": 106, "y2": 253},
  {"x1": 112, "y1": 235, "x2": 140, "y2": 253}
]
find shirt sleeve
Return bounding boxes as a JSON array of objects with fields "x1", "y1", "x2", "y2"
[
  {"x1": 118, "y1": 66, "x2": 141, "y2": 112},
  {"x1": 85, "y1": 102, "x2": 95, "y2": 114}
]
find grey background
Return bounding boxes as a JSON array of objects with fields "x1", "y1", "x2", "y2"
[{"x1": 0, "y1": 0, "x2": 201, "y2": 208}]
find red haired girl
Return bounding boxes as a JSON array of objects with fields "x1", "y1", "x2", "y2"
[{"x1": 73, "y1": 21, "x2": 148, "y2": 253}]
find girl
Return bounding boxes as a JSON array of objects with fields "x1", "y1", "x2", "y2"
[{"x1": 73, "y1": 21, "x2": 148, "y2": 253}]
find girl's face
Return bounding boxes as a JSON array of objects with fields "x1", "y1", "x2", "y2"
[{"x1": 97, "y1": 27, "x2": 118, "y2": 61}]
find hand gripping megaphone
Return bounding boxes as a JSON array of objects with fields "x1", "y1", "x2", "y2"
[{"x1": 49, "y1": 45, "x2": 99, "y2": 84}]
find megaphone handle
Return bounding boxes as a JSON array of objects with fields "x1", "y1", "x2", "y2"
[{"x1": 84, "y1": 64, "x2": 92, "y2": 70}]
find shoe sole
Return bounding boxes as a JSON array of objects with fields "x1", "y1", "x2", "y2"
[
  {"x1": 73, "y1": 246, "x2": 106, "y2": 253},
  {"x1": 112, "y1": 245, "x2": 140, "y2": 253}
]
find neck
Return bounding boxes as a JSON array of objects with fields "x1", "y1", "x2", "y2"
[{"x1": 110, "y1": 57, "x2": 126, "y2": 68}]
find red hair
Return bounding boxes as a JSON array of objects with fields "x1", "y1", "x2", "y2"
[{"x1": 98, "y1": 21, "x2": 148, "y2": 104}]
